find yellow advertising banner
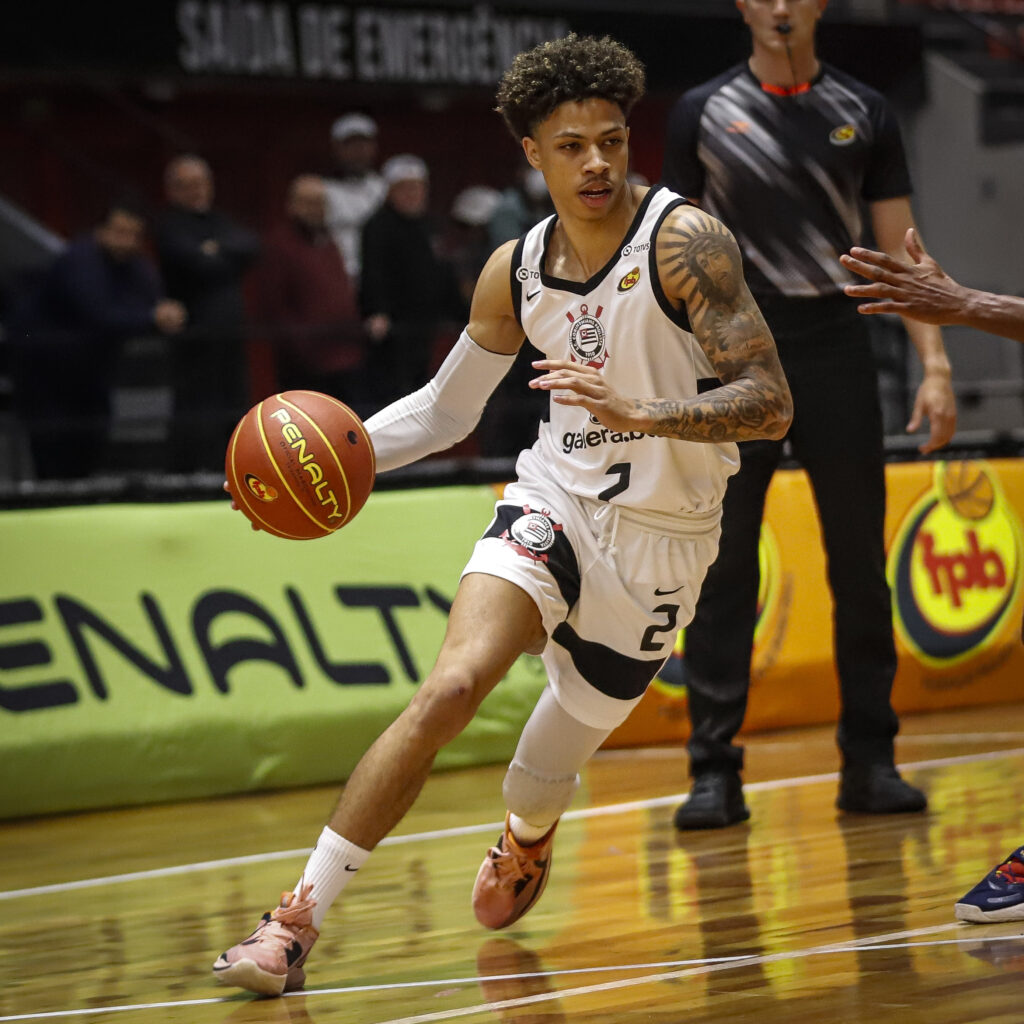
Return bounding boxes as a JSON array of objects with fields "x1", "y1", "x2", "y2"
[{"x1": 610, "y1": 458, "x2": 1024, "y2": 747}]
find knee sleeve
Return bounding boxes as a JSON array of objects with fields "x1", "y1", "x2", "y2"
[
  {"x1": 502, "y1": 759, "x2": 580, "y2": 826},
  {"x1": 502, "y1": 684, "x2": 612, "y2": 825}
]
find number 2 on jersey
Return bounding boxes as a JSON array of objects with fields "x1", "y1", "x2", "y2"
[{"x1": 598, "y1": 462, "x2": 631, "y2": 501}]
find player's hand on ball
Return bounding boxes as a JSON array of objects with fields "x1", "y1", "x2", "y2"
[
  {"x1": 223, "y1": 481, "x2": 262, "y2": 530},
  {"x1": 530, "y1": 359, "x2": 638, "y2": 433}
]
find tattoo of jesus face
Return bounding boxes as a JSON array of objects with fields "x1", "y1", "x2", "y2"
[
  {"x1": 661, "y1": 214, "x2": 744, "y2": 314},
  {"x1": 687, "y1": 232, "x2": 742, "y2": 305}
]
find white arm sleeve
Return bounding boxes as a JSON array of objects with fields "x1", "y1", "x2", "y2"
[{"x1": 365, "y1": 330, "x2": 518, "y2": 472}]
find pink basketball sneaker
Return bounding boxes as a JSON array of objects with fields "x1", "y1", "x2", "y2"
[
  {"x1": 472, "y1": 814, "x2": 558, "y2": 930},
  {"x1": 212, "y1": 884, "x2": 319, "y2": 996}
]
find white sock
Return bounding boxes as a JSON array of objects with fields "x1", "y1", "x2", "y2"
[
  {"x1": 293, "y1": 826, "x2": 370, "y2": 931},
  {"x1": 508, "y1": 813, "x2": 552, "y2": 846}
]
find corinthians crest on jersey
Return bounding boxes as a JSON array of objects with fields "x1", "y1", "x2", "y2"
[{"x1": 566, "y1": 304, "x2": 607, "y2": 368}]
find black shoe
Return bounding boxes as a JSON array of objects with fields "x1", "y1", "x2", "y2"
[
  {"x1": 673, "y1": 771, "x2": 750, "y2": 830},
  {"x1": 837, "y1": 763, "x2": 927, "y2": 814}
]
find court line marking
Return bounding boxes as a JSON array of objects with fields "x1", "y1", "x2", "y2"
[
  {"x1": 3, "y1": 746, "x2": 1022, "y2": 903},
  {"x1": 367, "y1": 929, "x2": 1024, "y2": 1024},
  {"x1": 1, "y1": 927, "x2": 1021, "y2": 1022},
  {"x1": 596, "y1": 733, "x2": 1024, "y2": 758}
]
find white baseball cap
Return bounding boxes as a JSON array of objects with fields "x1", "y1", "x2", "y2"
[
  {"x1": 451, "y1": 186, "x2": 501, "y2": 226},
  {"x1": 331, "y1": 113, "x2": 378, "y2": 142},
  {"x1": 381, "y1": 154, "x2": 429, "y2": 186}
]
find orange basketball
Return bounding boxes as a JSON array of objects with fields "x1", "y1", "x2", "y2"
[{"x1": 225, "y1": 391, "x2": 375, "y2": 540}]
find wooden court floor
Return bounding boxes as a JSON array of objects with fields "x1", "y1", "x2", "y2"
[{"x1": 3, "y1": 701, "x2": 1024, "y2": 1024}]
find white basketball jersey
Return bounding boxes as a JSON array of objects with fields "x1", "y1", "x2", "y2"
[{"x1": 513, "y1": 185, "x2": 739, "y2": 515}]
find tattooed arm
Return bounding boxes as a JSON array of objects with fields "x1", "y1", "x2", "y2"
[
  {"x1": 652, "y1": 206, "x2": 792, "y2": 441},
  {"x1": 530, "y1": 206, "x2": 792, "y2": 442}
]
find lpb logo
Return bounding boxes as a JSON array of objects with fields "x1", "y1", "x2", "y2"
[{"x1": 888, "y1": 461, "x2": 1022, "y2": 667}]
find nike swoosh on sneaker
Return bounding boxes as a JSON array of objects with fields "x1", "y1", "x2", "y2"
[
  {"x1": 344, "y1": 864, "x2": 359, "y2": 872},
  {"x1": 284, "y1": 940, "x2": 305, "y2": 967}
]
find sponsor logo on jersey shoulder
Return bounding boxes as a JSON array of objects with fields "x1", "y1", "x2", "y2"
[
  {"x1": 502, "y1": 505, "x2": 563, "y2": 563},
  {"x1": 621, "y1": 242, "x2": 650, "y2": 258},
  {"x1": 565, "y1": 303, "x2": 608, "y2": 368},
  {"x1": 516, "y1": 266, "x2": 540, "y2": 281},
  {"x1": 245, "y1": 474, "x2": 278, "y2": 502},
  {"x1": 617, "y1": 266, "x2": 641, "y2": 292},
  {"x1": 888, "y1": 461, "x2": 1023, "y2": 667},
  {"x1": 829, "y1": 124, "x2": 857, "y2": 146}
]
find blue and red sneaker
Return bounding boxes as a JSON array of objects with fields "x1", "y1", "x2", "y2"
[{"x1": 955, "y1": 845, "x2": 1024, "y2": 923}]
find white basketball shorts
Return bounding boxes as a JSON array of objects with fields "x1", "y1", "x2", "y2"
[{"x1": 461, "y1": 445, "x2": 722, "y2": 730}]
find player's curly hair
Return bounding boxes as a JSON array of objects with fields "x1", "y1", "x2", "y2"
[{"x1": 495, "y1": 34, "x2": 646, "y2": 140}]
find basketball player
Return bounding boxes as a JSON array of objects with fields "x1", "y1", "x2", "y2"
[
  {"x1": 842, "y1": 230, "x2": 1024, "y2": 925},
  {"x1": 842, "y1": 229, "x2": 1024, "y2": 344},
  {"x1": 213, "y1": 33, "x2": 793, "y2": 996},
  {"x1": 662, "y1": 0, "x2": 957, "y2": 830}
]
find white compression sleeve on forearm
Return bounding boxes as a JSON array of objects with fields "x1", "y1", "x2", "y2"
[{"x1": 364, "y1": 330, "x2": 517, "y2": 472}]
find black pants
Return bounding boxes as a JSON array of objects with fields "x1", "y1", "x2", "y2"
[{"x1": 684, "y1": 296, "x2": 899, "y2": 775}]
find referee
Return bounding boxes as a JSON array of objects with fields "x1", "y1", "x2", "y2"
[{"x1": 662, "y1": 0, "x2": 957, "y2": 828}]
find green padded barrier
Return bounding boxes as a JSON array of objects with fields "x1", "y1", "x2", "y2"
[{"x1": 0, "y1": 487, "x2": 547, "y2": 819}]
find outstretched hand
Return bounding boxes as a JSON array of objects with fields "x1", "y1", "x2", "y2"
[
  {"x1": 840, "y1": 228, "x2": 967, "y2": 325},
  {"x1": 529, "y1": 359, "x2": 640, "y2": 433},
  {"x1": 841, "y1": 229, "x2": 960, "y2": 453}
]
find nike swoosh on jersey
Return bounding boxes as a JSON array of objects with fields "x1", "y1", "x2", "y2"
[
  {"x1": 654, "y1": 585, "x2": 684, "y2": 595},
  {"x1": 526, "y1": 289, "x2": 541, "y2": 301}
]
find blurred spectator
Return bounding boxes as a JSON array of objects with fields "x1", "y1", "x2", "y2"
[
  {"x1": 324, "y1": 113, "x2": 387, "y2": 282},
  {"x1": 250, "y1": 174, "x2": 369, "y2": 415},
  {"x1": 360, "y1": 154, "x2": 466, "y2": 407},
  {"x1": 487, "y1": 166, "x2": 553, "y2": 249},
  {"x1": 443, "y1": 184, "x2": 545, "y2": 459},
  {"x1": 446, "y1": 185, "x2": 502, "y2": 305},
  {"x1": 9, "y1": 199, "x2": 186, "y2": 479},
  {"x1": 156, "y1": 154, "x2": 260, "y2": 472}
]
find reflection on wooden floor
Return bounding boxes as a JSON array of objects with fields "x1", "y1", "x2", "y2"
[{"x1": 3, "y1": 702, "x2": 1024, "y2": 1024}]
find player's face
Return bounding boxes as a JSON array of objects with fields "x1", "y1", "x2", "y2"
[
  {"x1": 522, "y1": 98, "x2": 630, "y2": 220},
  {"x1": 737, "y1": 0, "x2": 826, "y2": 49}
]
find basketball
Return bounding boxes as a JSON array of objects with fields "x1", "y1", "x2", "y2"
[
  {"x1": 941, "y1": 461, "x2": 995, "y2": 521},
  {"x1": 225, "y1": 390, "x2": 376, "y2": 540}
]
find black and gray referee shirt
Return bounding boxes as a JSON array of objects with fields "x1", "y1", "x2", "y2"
[{"x1": 661, "y1": 62, "x2": 912, "y2": 301}]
